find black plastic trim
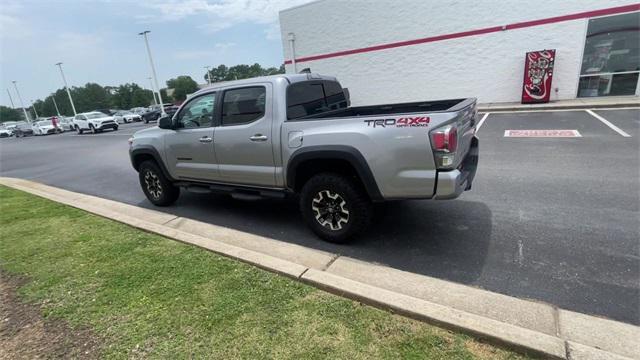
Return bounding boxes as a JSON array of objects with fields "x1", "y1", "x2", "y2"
[
  {"x1": 129, "y1": 146, "x2": 174, "y2": 181},
  {"x1": 287, "y1": 145, "x2": 383, "y2": 201}
]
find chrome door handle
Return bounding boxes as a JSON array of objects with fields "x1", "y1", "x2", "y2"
[
  {"x1": 199, "y1": 136, "x2": 213, "y2": 143},
  {"x1": 249, "y1": 134, "x2": 268, "y2": 142}
]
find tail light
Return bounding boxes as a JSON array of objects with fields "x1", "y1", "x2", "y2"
[{"x1": 430, "y1": 125, "x2": 458, "y2": 169}]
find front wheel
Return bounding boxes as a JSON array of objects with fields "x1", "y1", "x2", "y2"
[
  {"x1": 90, "y1": 124, "x2": 97, "y2": 134},
  {"x1": 76, "y1": 126, "x2": 83, "y2": 135},
  {"x1": 299, "y1": 173, "x2": 372, "y2": 243},
  {"x1": 138, "y1": 160, "x2": 179, "y2": 206}
]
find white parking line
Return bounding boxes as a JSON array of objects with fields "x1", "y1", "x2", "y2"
[
  {"x1": 486, "y1": 106, "x2": 639, "y2": 114},
  {"x1": 475, "y1": 113, "x2": 490, "y2": 132},
  {"x1": 585, "y1": 109, "x2": 632, "y2": 137}
]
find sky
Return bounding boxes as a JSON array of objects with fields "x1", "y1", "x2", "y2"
[{"x1": 0, "y1": 0, "x2": 311, "y2": 107}]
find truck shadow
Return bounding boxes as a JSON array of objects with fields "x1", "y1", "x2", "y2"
[{"x1": 140, "y1": 193, "x2": 492, "y2": 285}]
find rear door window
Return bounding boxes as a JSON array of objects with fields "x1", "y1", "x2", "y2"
[
  {"x1": 221, "y1": 86, "x2": 266, "y2": 126},
  {"x1": 286, "y1": 81, "x2": 347, "y2": 119}
]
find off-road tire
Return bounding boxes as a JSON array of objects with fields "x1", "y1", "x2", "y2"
[
  {"x1": 138, "y1": 160, "x2": 179, "y2": 206},
  {"x1": 299, "y1": 173, "x2": 372, "y2": 243}
]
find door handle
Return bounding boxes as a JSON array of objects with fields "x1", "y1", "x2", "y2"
[
  {"x1": 199, "y1": 136, "x2": 213, "y2": 143},
  {"x1": 250, "y1": 134, "x2": 268, "y2": 142}
]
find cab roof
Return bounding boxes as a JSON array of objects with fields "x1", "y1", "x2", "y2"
[{"x1": 191, "y1": 73, "x2": 338, "y2": 97}]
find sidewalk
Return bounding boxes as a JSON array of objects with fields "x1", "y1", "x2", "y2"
[
  {"x1": 478, "y1": 95, "x2": 639, "y2": 112},
  {"x1": 1, "y1": 177, "x2": 638, "y2": 360}
]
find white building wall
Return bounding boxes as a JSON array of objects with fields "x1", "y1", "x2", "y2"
[{"x1": 279, "y1": 0, "x2": 638, "y2": 105}]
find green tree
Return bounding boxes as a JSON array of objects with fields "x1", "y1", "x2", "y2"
[
  {"x1": 0, "y1": 106, "x2": 23, "y2": 122},
  {"x1": 160, "y1": 88, "x2": 170, "y2": 103},
  {"x1": 166, "y1": 76, "x2": 198, "y2": 102},
  {"x1": 203, "y1": 63, "x2": 285, "y2": 84},
  {"x1": 45, "y1": 89, "x2": 75, "y2": 117},
  {"x1": 71, "y1": 83, "x2": 112, "y2": 113},
  {"x1": 131, "y1": 88, "x2": 155, "y2": 107},
  {"x1": 110, "y1": 83, "x2": 155, "y2": 109}
]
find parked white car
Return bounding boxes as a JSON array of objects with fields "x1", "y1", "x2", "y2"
[
  {"x1": 130, "y1": 107, "x2": 147, "y2": 116},
  {"x1": 56, "y1": 117, "x2": 74, "y2": 131},
  {"x1": 33, "y1": 120, "x2": 62, "y2": 135},
  {"x1": 73, "y1": 112, "x2": 118, "y2": 134},
  {"x1": 0, "y1": 127, "x2": 13, "y2": 138},
  {"x1": 113, "y1": 110, "x2": 141, "y2": 124}
]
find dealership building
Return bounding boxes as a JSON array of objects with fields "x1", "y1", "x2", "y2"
[{"x1": 279, "y1": 1, "x2": 640, "y2": 105}]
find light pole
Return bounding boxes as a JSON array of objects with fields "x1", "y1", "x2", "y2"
[
  {"x1": 31, "y1": 100, "x2": 39, "y2": 118},
  {"x1": 51, "y1": 95, "x2": 61, "y2": 117},
  {"x1": 147, "y1": 77, "x2": 158, "y2": 105},
  {"x1": 6, "y1": 89, "x2": 15, "y2": 108},
  {"x1": 55, "y1": 62, "x2": 77, "y2": 116},
  {"x1": 139, "y1": 30, "x2": 165, "y2": 115},
  {"x1": 11, "y1": 81, "x2": 30, "y2": 122},
  {"x1": 204, "y1": 66, "x2": 212, "y2": 85},
  {"x1": 287, "y1": 32, "x2": 297, "y2": 73}
]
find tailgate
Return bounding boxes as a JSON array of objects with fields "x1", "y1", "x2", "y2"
[{"x1": 450, "y1": 98, "x2": 478, "y2": 168}]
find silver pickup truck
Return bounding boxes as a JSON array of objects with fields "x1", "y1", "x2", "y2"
[{"x1": 129, "y1": 73, "x2": 479, "y2": 243}]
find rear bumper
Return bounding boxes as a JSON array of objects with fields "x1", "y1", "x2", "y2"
[{"x1": 434, "y1": 136, "x2": 479, "y2": 200}]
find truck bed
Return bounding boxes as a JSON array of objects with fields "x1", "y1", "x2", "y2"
[{"x1": 298, "y1": 98, "x2": 467, "y2": 120}]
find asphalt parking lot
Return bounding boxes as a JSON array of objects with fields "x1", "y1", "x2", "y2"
[{"x1": 1, "y1": 109, "x2": 638, "y2": 325}]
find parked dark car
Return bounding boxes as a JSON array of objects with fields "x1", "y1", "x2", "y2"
[
  {"x1": 13, "y1": 123, "x2": 34, "y2": 137},
  {"x1": 96, "y1": 109, "x2": 117, "y2": 116},
  {"x1": 142, "y1": 104, "x2": 179, "y2": 123}
]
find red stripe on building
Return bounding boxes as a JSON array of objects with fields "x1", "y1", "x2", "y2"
[{"x1": 284, "y1": 3, "x2": 640, "y2": 65}]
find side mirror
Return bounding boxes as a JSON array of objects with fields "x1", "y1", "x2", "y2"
[{"x1": 158, "y1": 115, "x2": 172, "y2": 129}]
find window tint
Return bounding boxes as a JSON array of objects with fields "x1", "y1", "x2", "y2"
[
  {"x1": 176, "y1": 93, "x2": 215, "y2": 129},
  {"x1": 286, "y1": 80, "x2": 347, "y2": 119},
  {"x1": 221, "y1": 87, "x2": 266, "y2": 126},
  {"x1": 323, "y1": 81, "x2": 347, "y2": 110},
  {"x1": 287, "y1": 83, "x2": 325, "y2": 119}
]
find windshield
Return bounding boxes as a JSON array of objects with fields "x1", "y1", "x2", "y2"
[
  {"x1": 86, "y1": 113, "x2": 105, "y2": 119},
  {"x1": 37, "y1": 120, "x2": 52, "y2": 126}
]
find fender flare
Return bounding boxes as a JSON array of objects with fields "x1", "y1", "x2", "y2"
[
  {"x1": 130, "y1": 146, "x2": 174, "y2": 181},
  {"x1": 287, "y1": 145, "x2": 383, "y2": 201}
]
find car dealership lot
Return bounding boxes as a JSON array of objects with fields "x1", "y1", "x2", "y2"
[{"x1": 1, "y1": 109, "x2": 638, "y2": 325}]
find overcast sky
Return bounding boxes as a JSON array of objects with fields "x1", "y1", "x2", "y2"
[{"x1": 0, "y1": 0, "x2": 310, "y2": 107}]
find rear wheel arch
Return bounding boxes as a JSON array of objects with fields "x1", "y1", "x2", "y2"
[{"x1": 287, "y1": 146, "x2": 383, "y2": 202}]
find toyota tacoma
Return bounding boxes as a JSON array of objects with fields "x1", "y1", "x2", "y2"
[{"x1": 129, "y1": 73, "x2": 478, "y2": 243}]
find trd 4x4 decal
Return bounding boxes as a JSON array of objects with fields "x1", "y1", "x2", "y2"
[{"x1": 364, "y1": 116, "x2": 430, "y2": 128}]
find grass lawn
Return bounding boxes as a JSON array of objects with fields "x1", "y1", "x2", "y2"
[{"x1": 0, "y1": 185, "x2": 528, "y2": 359}]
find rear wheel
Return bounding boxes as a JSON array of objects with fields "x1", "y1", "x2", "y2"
[
  {"x1": 299, "y1": 173, "x2": 372, "y2": 243},
  {"x1": 138, "y1": 160, "x2": 179, "y2": 206}
]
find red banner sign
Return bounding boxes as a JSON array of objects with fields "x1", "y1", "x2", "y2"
[{"x1": 522, "y1": 49, "x2": 556, "y2": 104}]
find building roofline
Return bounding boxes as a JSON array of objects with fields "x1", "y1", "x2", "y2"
[{"x1": 279, "y1": 0, "x2": 327, "y2": 15}]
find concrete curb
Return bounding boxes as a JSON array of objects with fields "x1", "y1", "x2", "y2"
[
  {"x1": 1, "y1": 177, "x2": 638, "y2": 360},
  {"x1": 478, "y1": 100, "x2": 639, "y2": 112}
]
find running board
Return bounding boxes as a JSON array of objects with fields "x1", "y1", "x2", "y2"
[{"x1": 177, "y1": 181, "x2": 288, "y2": 200}]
